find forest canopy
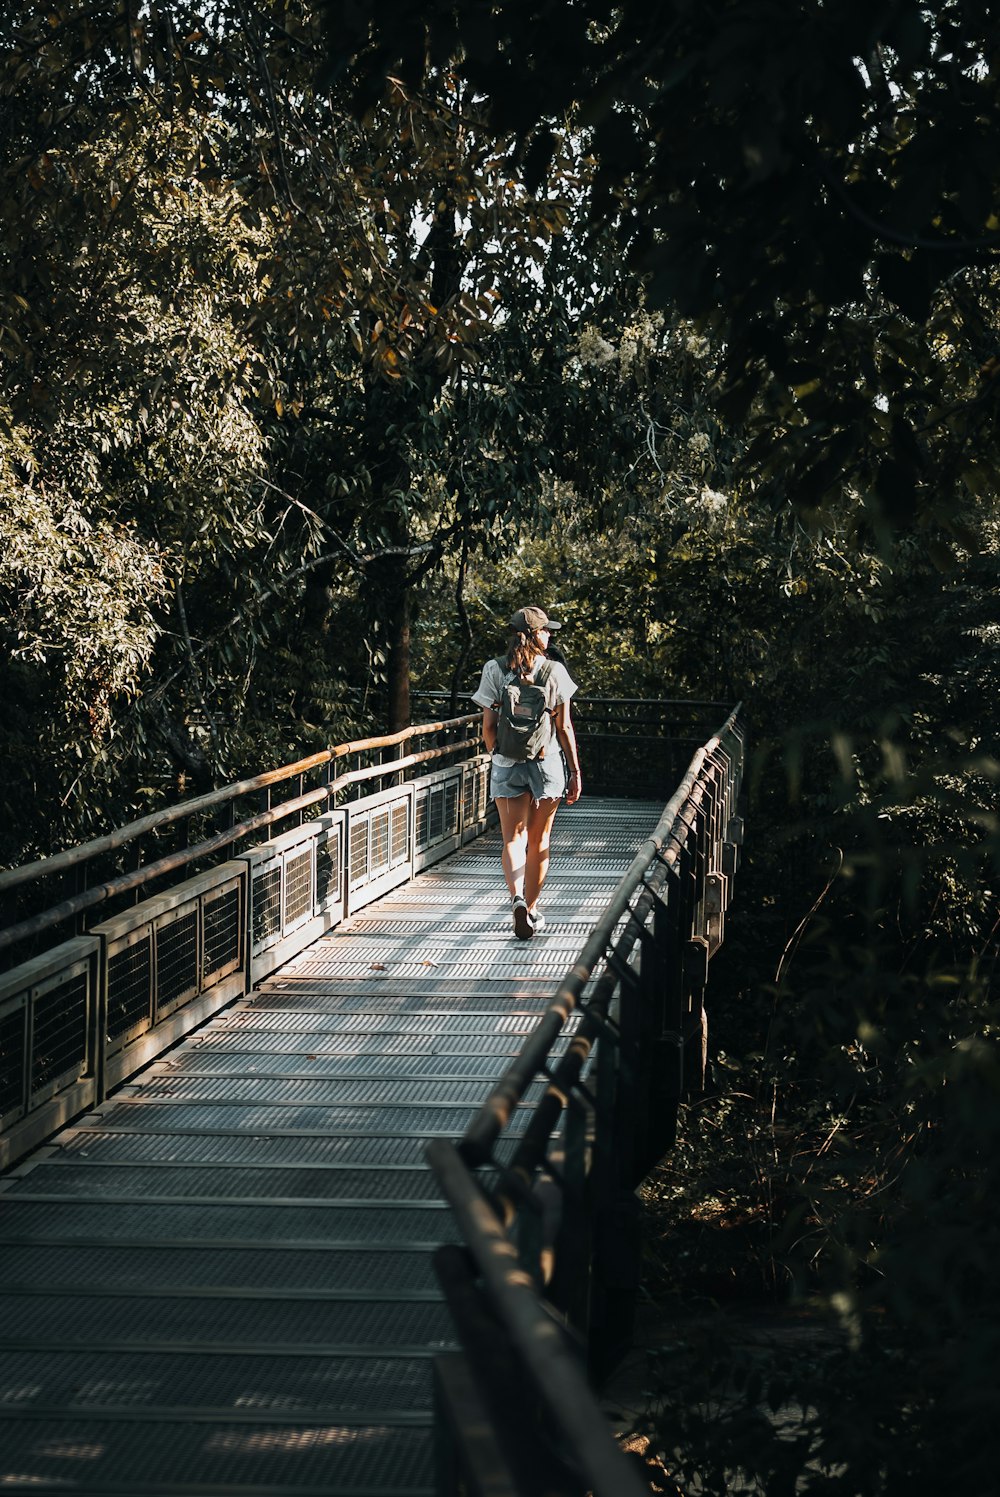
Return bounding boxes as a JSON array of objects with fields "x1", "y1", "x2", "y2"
[
  {"x1": 2, "y1": 4, "x2": 999, "y2": 1492},
  {"x1": 338, "y1": 0, "x2": 1000, "y2": 537}
]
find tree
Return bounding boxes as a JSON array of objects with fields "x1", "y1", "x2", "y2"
[
  {"x1": 405, "y1": 285, "x2": 1000, "y2": 1493},
  {"x1": 0, "y1": 66, "x2": 283, "y2": 849},
  {"x1": 1, "y1": 1, "x2": 648, "y2": 854},
  {"x1": 336, "y1": 1, "x2": 1000, "y2": 540},
  {"x1": 245, "y1": 71, "x2": 590, "y2": 729}
]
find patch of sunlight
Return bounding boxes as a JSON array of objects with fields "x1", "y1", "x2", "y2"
[
  {"x1": 33, "y1": 1441, "x2": 106, "y2": 1461},
  {"x1": 0, "y1": 1384, "x2": 42, "y2": 1405},
  {"x1": 205, "y1": 1425, "x2": 390, "y2": 1454}
]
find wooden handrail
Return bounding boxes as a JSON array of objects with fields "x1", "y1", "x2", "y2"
[
  {"x1": 0, "y1": 714, "x2": 479, "y2": 894},
  {"x1": 0, "y1": 731, "x2": 483, "y2": 951}
]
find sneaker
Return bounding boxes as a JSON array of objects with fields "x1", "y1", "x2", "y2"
[
  {"x1": 528, "y1": 909, "x2": 546, "y2": 932},
  {"x1": 512, "y1": 896, "x2": 533, "y2": 940}
]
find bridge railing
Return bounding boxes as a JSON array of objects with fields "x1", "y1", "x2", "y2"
[
  {"x1": 414, "y1": 690, "x2": 733, "y2": 798},
  {"x1": 427, "y1": 705, "x2": 746, "y2": 1497},
  {"x1": 0, "y1": 714, "x2": 489, "y2": 1168}
]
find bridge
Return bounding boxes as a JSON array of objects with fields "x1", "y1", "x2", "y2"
[{"x1": 0, "y1": 698, "x2": 745, "y2": 1496}]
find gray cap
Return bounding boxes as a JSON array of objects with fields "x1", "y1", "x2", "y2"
[{"x1": 507, "y1": 605, "x2": 562, "y2": 633}]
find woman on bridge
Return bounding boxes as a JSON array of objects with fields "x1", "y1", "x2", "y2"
[{"x1": 473, "y1": 606, "x2": 582, "y2": 939}]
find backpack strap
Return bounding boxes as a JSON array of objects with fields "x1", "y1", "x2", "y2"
[
  {"x1": 536, "y1": 660, "x2": 559, "y2": 720},
  {"x1": 489, "y1": 656, "x2": 557, "y2": 708},
  {"x1": 489, "y1": 656, "x2": 511, "y2": 710}
]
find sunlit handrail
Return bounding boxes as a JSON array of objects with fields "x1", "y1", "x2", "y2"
[
  {"x1": 0, "y1": 735, "x2": 482, "y2": 953},
  {"x1": 0, "y1": 714, "x2": 480, "y2": 895}
]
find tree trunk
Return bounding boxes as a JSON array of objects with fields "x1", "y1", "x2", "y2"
[
  {"x1": 449, "y1": 536, "x2": 472, "y2": 715},
  {"x1": 154, "y1": 705, "x2": 215, "y2": 793},
  {"x1": 384, "y1": 563, "x2": 411, "y2": 732}
]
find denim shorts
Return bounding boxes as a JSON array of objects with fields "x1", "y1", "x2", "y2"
[{"x1": 490, "y1": 753, "x2": 566, "y2": 803}]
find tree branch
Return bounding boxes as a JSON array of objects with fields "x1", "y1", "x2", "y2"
[
  {"x1": 145, "y1": 532, "x2": 441, "y2": 707},
  {"x1": 818, "y1": 153, "x2": 1000, "y2": 254},
  {"x1": 151, "y1": 702, "x2": 214, "y2": 788},
  {"x1": 234, "y1": 0, "x2": 302, "y2": 212}
]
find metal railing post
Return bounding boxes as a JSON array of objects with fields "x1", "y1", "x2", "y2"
[
  {"x1": 73, "y1": 864, "x2": 88, "y2": 937},
  {"x1": 551, "y1": 1090, "x2": 594, "y2": 1336},
  {"x1": 644, "y1": 875, "x2": 684, "y2": 1168},
  {"x1": 683, "y1": 805, "x2": 711, "y2": 1096},
  {"x1": 612, "y1": 954, "x2": 644, "y2": 1188}
]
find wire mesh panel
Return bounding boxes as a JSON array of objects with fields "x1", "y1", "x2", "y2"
[
  {"x1": 461, "y1": 766, "x2": 478, "y2": 828},
  {"x1": 444, "y1": 779, "x2": 460, "y2": 837},
  {"x1": 202, "y1": 879, "x2": 242, "y2": 987},
  {"x1": 106, "y1": 932, "x2": 153, "y2": 1045},
  {"x1": 154, "y1": 908, "x2": 199, "y2": 1017},
  {"x1": 460, "y1": 757, "x2": 492, "y2": 843},
  {"x1": 412, "y1": 767, "x2": 465, "y2": 873},
  {"x1": 344, "y1": 788, "x2": 414, "y2": 915},
  {"x1": 315, "y1": 817, "x2": 343, "y2": 913},
  {"x1": 371, "y1": 807, "x2": 391, "y2": 876},
  {"x1": 0, "y1": 999, "x2": 26, "y2": 1128},
  {"x1": 30, "y1": 969, "x2": 89, "y2": 1104},
  {"x1": 250, "y1": 852, "x2": 286, "y2": 959},
  {"x1": 283, "y1": 847, "x2": 313, "y2": 929},
  {"x1": 391, "y1": 801, "x2": 409, "y2": 866},
  {"x1": 428, "y1": 786, "x2": 444, "y2": 842},
  {"x1": 349, "y1": 816, "x2": 369, "y2": 886},
  {"x1": 415, "y1": 788, "x2": 429, "y2": 852},
  {"x1": 252, "y1": 864, "x2": 282, "y2": 950},
  {"x1": 0, "y1": 938, "x2": 99, "y2": 1163}
]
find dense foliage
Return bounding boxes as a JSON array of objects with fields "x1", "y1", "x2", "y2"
[
  {"x1": 1, "y1": 2, "x2": 640, "y2": 850},
  {"x1": 341, "y1": 0, "x2": 1000, "y2": 539},
  {"x1": 2, "y1": 4, "x2": 999, "y2": 1494}
]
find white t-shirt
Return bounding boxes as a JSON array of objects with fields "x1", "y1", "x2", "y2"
[{"x1": 471, "y1": 656, "x2": 578, "y2": 767}]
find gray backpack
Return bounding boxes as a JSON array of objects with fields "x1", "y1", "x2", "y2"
[{"x1": 492, "y1": 658, "x2": 558, "y2": 761}]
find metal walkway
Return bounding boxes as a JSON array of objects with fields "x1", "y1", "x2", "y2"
[{"x1": 0, "y1": 798, "x2": 660, "y2": 1496}]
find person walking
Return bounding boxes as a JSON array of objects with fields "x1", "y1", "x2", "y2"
[{"x1": 472, "y1": 606, "x2": 582, "y2": 939}]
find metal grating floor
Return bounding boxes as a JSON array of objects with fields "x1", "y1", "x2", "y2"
[{"x1": 0, "y1": 798, "x2": 659, "y2": 1494}]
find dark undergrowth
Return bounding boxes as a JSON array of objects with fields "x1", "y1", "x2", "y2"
[{"x1": 619, "y1": 754, "x2": 1000, "y2": 1497}]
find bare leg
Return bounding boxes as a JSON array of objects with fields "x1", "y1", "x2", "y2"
[
  {"x1": 524, "y1": 797, "x2": 560, "y2": 913},
  {"x1": 495, "y1": 792, "x2": 531, "y2": 898}
]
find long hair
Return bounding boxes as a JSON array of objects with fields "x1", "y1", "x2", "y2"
[{"x1": 506, "y1": 628, "x2": 546, "y2": 676}]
